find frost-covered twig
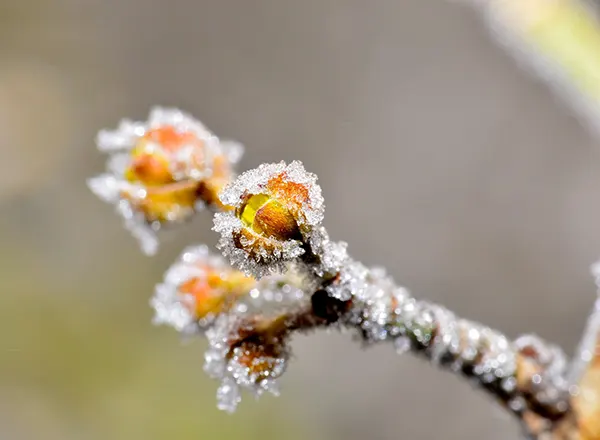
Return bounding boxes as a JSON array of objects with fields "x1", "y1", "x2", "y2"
[{"x1": 88, "y1": 108, "x2": 600, "y2": 439}]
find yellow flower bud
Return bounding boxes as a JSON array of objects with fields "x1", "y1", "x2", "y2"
[
  {"x1": 122, "y1": 180, "x2": 199, "y2": 223},
  {"x1": 215, "y1": 161, "x2": 325, "y2": 277},
  {"x1": 178, "y1": 265, "x2": 253, "y2": 320},
  {"x1": 151, "y1": 245, "x2": 255, "y2": 331},
  {"x1": 89, "y1": 107, "x2": 244, "y2": 254},
  {"x1": 239, "y1": 193, "x2": 301, "y2": 241}
]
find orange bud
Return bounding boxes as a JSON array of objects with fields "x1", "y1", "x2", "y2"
[
  {"x1": 91, "y1": 108, "x2": 244, "y2": 254},
  {"x1": 254, "y1": 198, "x2": 301, "y2": 240},
  {"x1": 123, "y1": 180, "x2": 199, "y2": 223},
  {"x1": 144, "y1": 126, "x2": 200, "y2": 152},
  {"x1": 179, "y1": 277, "x2": 227, "y2": 319},
  {"x1": 125, "y1": 152, "x2": 174, "y2": 186},
  {"x1": 215, "y1": 161, "x2": 324, "y2": 277},
  {"x1": 230, "y1": 340, "x2": 286, "y2": 383},
  {"x1": 266, "y1": 174, "x2": 310, "y2": 212},
  {"x1": 178, "y1": 263, "x2": 254, "y2": 320}
]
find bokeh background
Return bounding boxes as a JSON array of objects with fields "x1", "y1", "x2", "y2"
[{"x1": 2, "y1": 1, "x2": 600, "y2": 439}]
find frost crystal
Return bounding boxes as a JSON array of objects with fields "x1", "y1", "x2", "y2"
[
  {"x1": 88, "y1": 107, "x2": 243, "y2": 254},
  {"x1": 352, "y1": 267, "x2": 396, "y2": 341},
  {"x1": 309, "y1": 227, "x2": 349, "y2": 277},
  {"x1": 514, "y1": 334, "x2": 569, "y2": 408},
  {"x1": 87, "y1": 176, "x2": 161, "y2": 255},
  {"x1": 214, "y1": 161, "x2": 325, "y2": 278},
  {"x1": 248, "y1": 271, "x2": 308, "y2": 310},
  {"x1": 326, "y1": 260, "x2": 369, "y2": 301}
]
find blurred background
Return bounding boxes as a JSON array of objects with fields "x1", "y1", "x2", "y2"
[{"x1": 2, "y1": 0, "x2": 600, "y2": 439}]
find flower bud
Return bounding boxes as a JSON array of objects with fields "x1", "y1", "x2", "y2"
[
  {"x1": 151, "y1": 245, "x2": 254, "y2": 332},
  {"x1": 125, "y1": 148, "x2": 173, "y2": 186},
  {"x1": 239, "y1": 193, "x2": 301, "y2": 241},
  {"x1": 214, "y1": 161, "x2": 324, "y2": 278},
  {"x1": 88, "y1": 107, "x2": 243, "y2": 254},
  {"x1": 204, "y1": 314, "x2": 289, "y2": 413},
  {"x1": 229, "y1": 341, "x2": 287, "y2": 385}
]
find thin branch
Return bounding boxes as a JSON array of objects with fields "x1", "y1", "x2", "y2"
[{"x1": 227, "y1": 272, "x2": 571, "y2": 438}]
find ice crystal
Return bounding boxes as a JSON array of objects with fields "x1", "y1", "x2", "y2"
[
  {"x1": 88, "y1": 107, "x2": 243, "y2": 254},
  {"x1": 151, "y1": 244, "x2": 208, "y2": 332},
  {"x1": 309, "y1": 227, "x2": 349, "y2": 277},
  {"x1": 249, "y1": 271, "x2": 308, "y2": 309},
  {"x1": 87, "y1": 176, "x2": 161, "y2": 255},
  {"x1": 514, "y1": 334, "x2": 569, "y2": 409},
  {"x1": 151, "y1": 281, "x2": 197, "y2": 333},
  {"x1": 353, "y1": 267, "x2": 396, "y2": 341},
  {"x1": 325, "y1": 259, "x2": 370, "y2": 301},
  {"x1": 214, "y1": 161, "x2": 325, "y2": 278}
]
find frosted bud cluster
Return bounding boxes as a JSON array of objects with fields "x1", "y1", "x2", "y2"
[
  {"x1": 89, "y1": 109, "x2": 578, "y2": 423},
  {"x1": 151, "y1": 243, "x2": 307, "y2": 412}
]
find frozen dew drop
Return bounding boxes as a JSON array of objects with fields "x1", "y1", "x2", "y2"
[
  {"x1": 216, "y1": 377, "x2": 242, "y2": 413},
  {"x1": 394, "y1": 336, "x2": 411, "y2": 354}
]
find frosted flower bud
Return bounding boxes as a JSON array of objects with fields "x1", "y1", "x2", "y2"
[
  {"x1": 151, "y1": 245, "x2": 254, "y2": 333},
  {"x1": 229, "y1": 340, "x2": 287, "y2": 386},
  {"x1": 205, "y1": 314, "x2": 289, "y2": 412},
  {"x1": 213, "y1": 161, "x2": 325, "y2": 278},
  {"x1": 88, "y1": 107, "x2": 243, "y2": 254}
]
